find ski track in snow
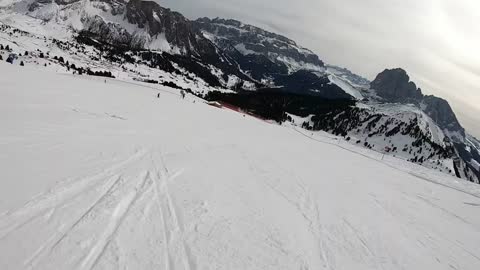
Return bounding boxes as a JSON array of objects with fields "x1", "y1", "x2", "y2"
[
  {"x1": 0, "y1": 149, "x2": 148, "y2": 241},
  {"x1": 0, "y1": 147, "x2": 195, "y2": 270},
  {"x1": 243, "y1": 152, "x2": 335, "y2": 269},
  {"x1": 149, "y1": 151, "x2": 195, "y2": 270},
  {"x1": 23, "y1": 175, "x2": 125, "y2": 268},
  {"x1": 80, "y1": 171, "x2": 151, "y2": 270}
]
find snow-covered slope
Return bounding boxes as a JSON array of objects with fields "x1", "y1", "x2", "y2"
[
  {"x1": 326, "y1": 65, "x2": 370, "y2": 88},
  {"x1": 325, "y1": 65, "x2": 377, "y2": 100},
  {"x1": 1, "y1": 0, "x2": 478, "y2": 183},
  {"x1": 2, "y1": 61, "x2": 480, "y2": 270},
  {"x1": 327, "y1": 73, "x2": 364, "y2": 100},
  {"x1": 2, "y1": 7, "x2": 478, "y2": 183}
]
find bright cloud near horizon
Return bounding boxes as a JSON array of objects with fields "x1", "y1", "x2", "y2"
[{"x1": 159, "y1": 0, "x2": 480, "y2": 136}]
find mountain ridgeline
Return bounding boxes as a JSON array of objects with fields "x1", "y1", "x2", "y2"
[
  {"x1": 12, "y1": 0, "x2": 351, "y2": 98},
  {"x1": 370, "y1": 68, "x2": 464, "y2": 134},
  {"x1": 1, "y1": 0, "x2": 479, "y2": 183}
]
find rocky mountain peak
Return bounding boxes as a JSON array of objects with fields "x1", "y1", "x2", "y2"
[
  {"x1": 370, "y1": 68, "x2": 423, "y2": 102},
  {"x1": 370, "y1": 68, "x2": 464, "y2": 136}
]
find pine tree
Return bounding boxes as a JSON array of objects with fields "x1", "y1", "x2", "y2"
[{"x1": 20, "y1": 61, "x2": 24, "y2": 66}]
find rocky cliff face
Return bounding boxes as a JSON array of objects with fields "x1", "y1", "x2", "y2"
[
  {"x1": 124, "y1": 0, "x2": 212, "y2": 56},
  {"x1": 370, "y1": 68, "x2": 423, "y2": 102},
  {"x1": 370, "y1": 68, "x2": 463, "y2": 134},
  {"x1": 20, "y1": 0, "x2": 218, "y2": 56},
  {"x1": 368, "y1": 68, "x2": 479, "y2": 182},
  {"x1": 194, "y1": 17, "x2": 324, "y2": 72},
  {"x1": 20, "y1": 0, "x2": 325, "y2": 73},
  {"x1": 13, "y1": 0, "x2": 263, "y2": 88},
  {"x1": 193, "y1": 17, "x2": 354, "y2": 98},
  {"x1": 10, "y1": 0, "x2": 352, "y2": 98},
  {"x1": 422, "y1": 95, "x2": 464, "y2": 134}
]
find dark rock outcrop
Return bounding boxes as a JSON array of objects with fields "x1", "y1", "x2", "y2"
[
  {"x1": 125, "y1": 0, "x2": 209, "y2": 56},
  {"x1": 422, "y1": 95, "x2": 464, "y2": 133},
  {"x1": 370, "y1": 68, "x2": 423, "y2": 102}
]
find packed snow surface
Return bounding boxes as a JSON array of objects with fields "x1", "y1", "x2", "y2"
[{"x1": 1, "y1": 62, "x2": 480, "y2": 270}]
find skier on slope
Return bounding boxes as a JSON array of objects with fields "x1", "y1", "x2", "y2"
[
  {"x1": 180, "y1": 90, "x2": 186, "y2": 99},
  {"x1": 6, "y1": 53, "x2": 17, "y2": 64}
]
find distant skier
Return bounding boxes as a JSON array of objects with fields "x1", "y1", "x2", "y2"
[
  {"x1": 157, "y1": 93, "x2": 161, "y2": 98},
  {"x1": 180, "y1": 90, "x2": 186, "y2": 99},
  {"x1": 6, "y1": 53, "x2": 17, "y2": 64}
]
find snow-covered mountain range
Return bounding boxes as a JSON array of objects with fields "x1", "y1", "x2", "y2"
[{"x1": 0, "y1": 0, "x2": 479, "y2": 183}]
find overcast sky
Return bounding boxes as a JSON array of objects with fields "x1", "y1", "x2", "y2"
[{"x1": 159, "y1": 0, "x2": 480, "y2": 137}]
